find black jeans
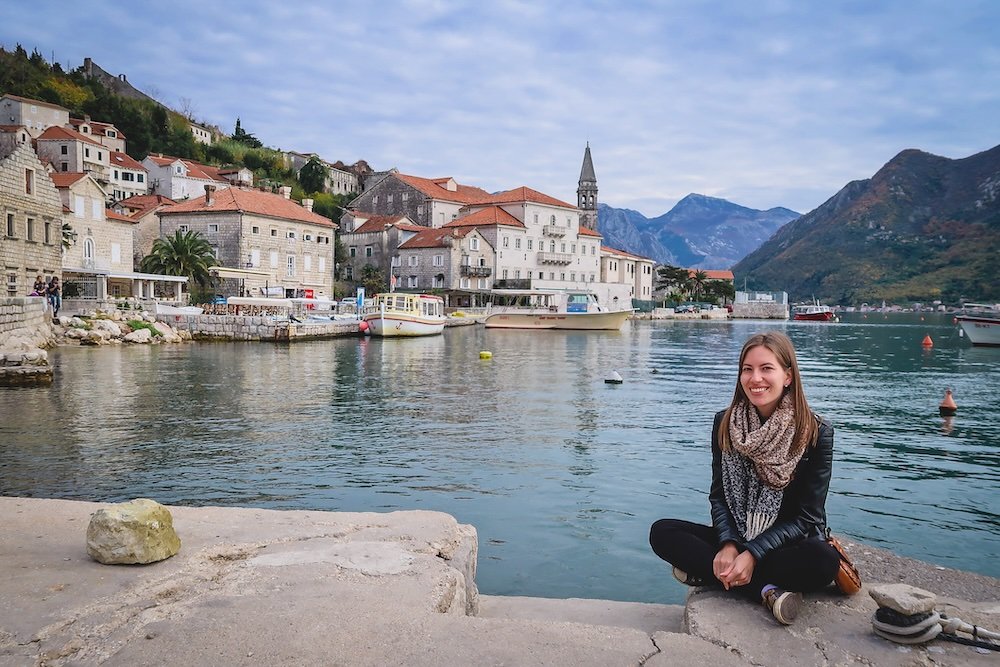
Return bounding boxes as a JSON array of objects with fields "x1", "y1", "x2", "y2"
[{"x1": 649, "y1": 518, "x2": 840, "y2": 599}]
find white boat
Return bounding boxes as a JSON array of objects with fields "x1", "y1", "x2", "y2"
[
  {"x1": 956, "y1": 304, "x2": 1000, "y2": 347},
  {"x1": 362, "y1": 293, "x2": 446, "y2": 337},
  {"x1": 483, "y1": 290, "x2": 632, "y2": 331}
]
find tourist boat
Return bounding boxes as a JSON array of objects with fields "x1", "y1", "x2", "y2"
[
  {"x1": 483, "y1": 290, "x2": 632, "y2": 331},
  {"x1": 955, "y1": 305, "x2": 1000, "y2": 347},
  {"x1": 362, "y1": 293, "x2": 446, "y2": 337},
  {"x1": 792, "y1": 303, "x2": 835, "y2": 322}
]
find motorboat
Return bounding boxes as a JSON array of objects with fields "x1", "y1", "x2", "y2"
[
  {"x1": 362, "y1": 293, "x2": 446, "y2": 337},
  {"x1": 483, "y1": 290, "x2": 632, "y2": 331},
  {"x1": 792, "y1": 303, "x2": 835, "y2": 322},
  {"x1": 955, "y1": 304, "x2": 1000, "y2": 347}
]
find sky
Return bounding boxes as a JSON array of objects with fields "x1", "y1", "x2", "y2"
[{"x1": 3, "y1": 0, "x2": 999, "y2": 217}]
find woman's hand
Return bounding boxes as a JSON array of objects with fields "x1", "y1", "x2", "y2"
[
  {"x1": 712, "y1": 542, "x2": 740, "y2": 584},
  {"x1": 718, "y1": 550, "x2": 757, "y2": 590}
]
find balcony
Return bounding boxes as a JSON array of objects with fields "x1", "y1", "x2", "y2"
[
  {"x1": 542, "y1": 224, "x2": 566, "y2": 237},
  {"x1": 537, "y1": 251, "x2": 573, "y2": 265},
  {"x1": 460, "y1": 265, "x2": 492, "y2": 277}
]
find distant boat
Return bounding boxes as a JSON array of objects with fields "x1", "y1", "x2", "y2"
[
  {"x1": 792, "y1": 302, "x2": 835, "y2": 322},
  {"x1": 362, "y1": 293, "x2": 446, "y2": 337},
  {"x1": 484, "y1": 290, "x2": 632, "y2": 331},
  {"x1": 956, "y1": 304, "x2": 1000, "y2": 347}
]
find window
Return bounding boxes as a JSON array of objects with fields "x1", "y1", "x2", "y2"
[
  {"x1": 287, "y1": 231, "x2": 296, "y2": 239},
  {"x1": 92, "y1": 200, "x2": 102, "y2": 220},
  {"x1": 417, "y1": 205, "x2": 424, "y2": 216},
  {"x1": 349, "y1": 247, "x2": 356, "y2": 257},
  {"x1": 270, "y1": 251, "x2": 278, "y2": 268},
  {"x1": 61, "y1": 145, "x2": 68, "y2": 155},
  {"x1": 61, "y1": 163, "x2": 68, "y2": 172},
  {"x1": 98, "y1": 151, "x2": 103, "y2": 161},
  {"x1": 514, "y1": 270, "x2": 521, "y2": 279},
  {"x1": 304, "y1": 255, "x2": 312, "y2": 271},
  {"x1": 527, "y1": 239, "x2": 533, "y2": 250},
  {"x1": 460, "y1": 278, "x2": 470, "y2": 288},
  {"x1": 591, "y1": 245, "x2": 596, "y2": 255},
  {"x1": 108, "y1": 130, "x2": 116, "y2": 137},
  {"x1": 137, "y1": 174, "x2": 144, "y2": 183},
  {"x1": 365, "y1": 246, "x2": 373, "y2": 257},
  {"x1": 6, "y1": 213, "x2": 15, "y2": 237},
  {"x1": 44, "y1": 221, "x2": 51, "y2": 244},
  {"x1": 112, "y1": 243, "x2": 121, "y2": 264},
  {"x1": 85, "y1": 148, "x2": 90, "y2": 158},
  {"x1": 470, "y1": 237, "x2": 479, "y2": 251},
  {"x1": 318, "y1": 257, "x2": 326, "y2": 272},
  {"x1": 434, "y1": 274, "x2": 444, "y2": 288},
  {"x1": 387, "y1": 194, "x2": 393, "y2": 205},
  {"x1": 208, "y1": 224, "x2": 219, "y2": 232},
  {"x1": 175, "y1": 165, "x2": 182, "y2": 174},
  {"x1": 372, "y1": 195, "x2": 379, "y2": 205},
  {"x1": 502, "y1": 270, "x2": 508, "y2": 279},
  {"x1": 502, "y1": 237, "x2": 509, "y2": 248},
  {"x1": 6, "y1": 272, "x2": 16, "y2": 296},
  {"x1": 24, "y1": 169, "x2": 34, "y2": 195},
  {"x1": 26, "y1": 218, "x2": 35, "y2": 241},
  {"x1": 549, "y1": 272, "x2": 555, "y2": 280},
  {"x1": 570, "y1": 272, "x2": 575, "y2": 281},
  {"x1": 391, "y1": 256, "x2": 400, "y2": 266},
  {"x1": 252, "y1": 226, "x2": 260, "y2": 234},
  {"x1": 407, "y1": 276, "x2": 418, "y2": 288},
  {"x1": 271, "y1": 228, "x2": 278, "y2": 237},
  {"x1": 478, "y1": 278, "x2": 488, "y2": 289},
  {"x1": 560, "y1": 243, "x2": 566, "y2": 253},
  {"x1": 114, "y1": 169, "x2": 120, "y2": 179},
  {"x1": 514, "y1": 238, "x2": 521, "y2": 249},
  {"x1": 533, "y1": 213, "x2": 538, "y2": 224},
  {"x1": 550, "y1": 241, "x2": 556, "y2": 252},
  {"x1": 402, "y1": 192, "x2": 408, "y2": 202},
  {"x1": 408, "y1": 255, "x2": 419, "y2": 267},
  {"x1": 571, "y1": 244, "x2": 576, "y2": 253},
  {"x1": 84, "y1": 238, "x2": 95, "y2": 262},
  {"x1": 286, "y1": 255, "x2": 295, "y2": 277},
  {"x1": 433, "y1": 254, "x2": 443, "y2": 267},
  {"x1": 560, "y1": 272, "x2": 566, "y2": 281},
  {"x1": 304, "y1": 233, "x2": 312, "y2": 241},
  {"x1": 250, "y1": 249, "x2": 260, "y2": 266},
  {"x1": 550, "y1": 215, "x2": 556, "y2": 224},
  {"x1": 538, "y1": 271, "x2": 543, "y2": 279},
  {"x1": 438, "y1": 212, "x2": 445, "y2": 225}
]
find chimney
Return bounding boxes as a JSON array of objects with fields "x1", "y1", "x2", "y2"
[
  {"x1": 279, "y1": 186, "x2": 291, "y2": 199},
  {"x1": 301, "y1": 198, "x2": 313, "y2": 212},
  {"x1": 204, "y1": 184, "x2": 216, "y2": 206}
]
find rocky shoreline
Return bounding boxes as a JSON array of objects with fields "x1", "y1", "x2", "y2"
[{"x1": 1, "y1": 496, "x2": 996, "y2": 666}]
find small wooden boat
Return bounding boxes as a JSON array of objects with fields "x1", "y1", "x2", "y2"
[
  {"x1": 484, "y1": 290, "x2": 632, "y2": 331},
  {"x1": 362, "y1": 293, "x2": 446, "y2": 337}
]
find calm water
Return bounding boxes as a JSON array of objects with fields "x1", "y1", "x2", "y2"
[{"x1": 1, "y1": 313, "x2": 998, "y2": 604}]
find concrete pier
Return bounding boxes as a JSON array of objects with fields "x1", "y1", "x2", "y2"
[{"x1": 1, "y1": 497, "x2": 997, "y2": 666}]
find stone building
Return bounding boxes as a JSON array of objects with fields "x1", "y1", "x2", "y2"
[
  {"x1": 0, "y1": 140, "x2": 63, "y2": 296},
  {"x1": 36, "y1": 126, "x2": 112, "y2": 182},
  {"x1": 346, "y1": 173, "x2": 492, "y2": 228},
  {"x1": 114, "y1": 194, "x2": 177, "y2": 266},
  {"x1": 286, "y1": 152, "x2": 360, "y2": 196},
  {"x1": 0, "y1": 94, "x2": 70, "y2": 138},
  {"x1": 159, "y1": 187, "x2": 337, "y2": 298},
  {"x1": 600, "y1": 246, "x2": 655, "y2": 307},
  {"x1": 337, "y1": 213, "x2": 423, "y2": 283},
  {"x1": 395, "y1": 223, "x2": 495, "y2": 308}
]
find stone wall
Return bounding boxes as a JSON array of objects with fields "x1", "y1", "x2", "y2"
[
  {"x1": 162, "y1": 313, "x2": 360, "y2": 341},
  {"x1": 731, "y1": 302, "x2": 789, "y2": 319},
  {"x1": 0, "y1": 296, "x2": 55, "y2": 348}
]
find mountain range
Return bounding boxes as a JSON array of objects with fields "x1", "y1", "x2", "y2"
[
  {"x1": 733, "y1": 144, "x2": 1000, "y2": 304},
  {"x1": 597, "y1": 195, "x2": 800, "y2": 269}
]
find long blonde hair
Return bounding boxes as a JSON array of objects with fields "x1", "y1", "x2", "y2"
[{"x1": 718, "y1": 331, "x2": 817, "y2": 455}]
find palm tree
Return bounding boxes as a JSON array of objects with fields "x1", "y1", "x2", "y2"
[
  {"x1": 140, "y1": 230, "x2": 218, "y2": 287},
  {"x1": 690, "y1": 270, "x2": 708, "y2": 301}
]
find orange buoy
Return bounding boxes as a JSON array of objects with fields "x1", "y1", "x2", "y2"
[
  {"x1": 939, "y1": 388, "x2": 957, "y2": 416},
  {"x1": 358, "y1": 320, "x2": 370, "y2": 334},
  {"x1": 921, "y1": 334, "x2": 933, "y2": 347}
]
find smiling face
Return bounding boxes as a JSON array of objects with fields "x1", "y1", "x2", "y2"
[{"x1": 740, "y1": 344, "x2": 792, "y2": 418}]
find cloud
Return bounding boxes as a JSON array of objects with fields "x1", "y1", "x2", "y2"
[{"x1": 2, "y1": 0, "x2": 998, "y2": 217}]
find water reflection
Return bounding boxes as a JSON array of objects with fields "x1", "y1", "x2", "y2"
[{"x1": 0, "y1": 312, "x2": 997, "y2": 604}]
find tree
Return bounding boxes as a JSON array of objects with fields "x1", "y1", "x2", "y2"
[
  {"x1": 298, "y1": 156, "x2": 327, "y2": 194},
  {"x1": 140, "y1": 230, "x2": 218, "y2": 287},
  {"x1": 655, "y1": 264, "x2": 691, "y2": 303},
  {"x1": 232, "y1": 117, "x2": 262, "y2": 148},
  {"x1": 690, "y1": 270, "x2": 708, "y2": 301},
  {"x1": 360, "y1": 264, "x2": 385, "y2": 295}
]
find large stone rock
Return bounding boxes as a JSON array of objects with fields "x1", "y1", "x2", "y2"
[
  {"x1": 124, "y1": 328, "x2": 152, "y2": 344},
  {"x1": 86, "y1": 498, "x2": 181, "y2": 565},
  {"x1": 869, "y1": 583, "x2": 937, "y2": 615},
  {"x1": 91, "y1": 319, "x2": 123, "y2": 336}
]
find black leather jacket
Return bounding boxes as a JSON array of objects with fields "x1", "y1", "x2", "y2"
[{"x1": 709, "y1": 409, "x2": 833, "y2": 563}]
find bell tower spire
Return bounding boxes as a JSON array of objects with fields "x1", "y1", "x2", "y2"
[{"x1": 577, "y1": 142, "x2": 598, "y2": 231}]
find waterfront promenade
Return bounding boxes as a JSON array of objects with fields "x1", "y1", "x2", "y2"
[{"x1": 2, "y1": 497, "x2": 997, "y2": 666}]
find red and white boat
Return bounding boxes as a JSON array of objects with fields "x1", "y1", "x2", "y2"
[{"x1": 792, "y1": 303, "x2": 835, "y2": 322}]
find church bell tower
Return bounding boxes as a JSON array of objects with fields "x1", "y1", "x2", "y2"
[{"x1": 577, "y1": 143, "x2": 598, "y2": 231}]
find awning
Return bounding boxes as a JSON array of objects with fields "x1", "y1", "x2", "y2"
[
  {"x1": 63, "y1": 267, "x2": 188, "y2": 283},
  {"x1": 210, "y1": 267, "x2": 274, "y2": 279}
]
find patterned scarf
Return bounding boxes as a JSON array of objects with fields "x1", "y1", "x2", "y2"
[{"x1": 721, "y1": 395, "x2": 801, "y2": 540}]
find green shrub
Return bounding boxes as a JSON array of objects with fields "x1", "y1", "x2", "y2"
[{"x1": 127, "y1": 320, "x2": 162, "y2": 337}]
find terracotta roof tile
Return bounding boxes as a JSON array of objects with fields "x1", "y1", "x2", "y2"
[
  {"x1": 160, "y1": 188, "x2": 334, "y2": 227},
  {"x1": 48, "y1": 172, "x2": 88, "y2": 188},
  {"x1": 444, "y1": 206, "x2": 525, "y2": 228},
  {"x1": 110, "y1": 151, "x2": 146, "y2": 171},
  {"x1": 1, "y1": 94, "x2": 69, "y2": 112},
  {"x1": 69, "y1": 118, "x2": 127, "y2": 140},
  {"x1": 144, "y1": 154, "x2": 229, "y2": 183},
  {"x1": 37, "y1": 125, "x2": 105, "y2": 148},
  {"x1": 106, "y1": 210, "x2": 137, "y2": 224},
  {"x1": 478, "y1": 186, "x2": 575, "y2": 209},
  {"x1": 602, "y1": 245, "x2": 654, "y2": 262},
  {"x1": 578, "y1": 226, "x2": 602, "y2": 237},
  {"x1": 394, "y1": 173, "x2": 492, "y2": 204},
  {"x1": 687, "y1": 269, "x2": 734, "y2": 280},
  {"x1": 398, "y1": 226, "x2": 475, "y2": 249},
  {"x1": 351, "y1": 214, "x2": 410, "y2": 233}
]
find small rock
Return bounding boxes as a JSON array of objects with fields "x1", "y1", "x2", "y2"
[
  {"x1": 86, "y1": 498, "x2": 181, "y2": 565},
  {"x1": 869, "y1": 583, "x2": 937, "y2": 615}
]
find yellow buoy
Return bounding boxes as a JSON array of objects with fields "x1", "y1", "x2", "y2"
[{"x1": 479, "y1": 351, "x2": 493, "y2": 360}]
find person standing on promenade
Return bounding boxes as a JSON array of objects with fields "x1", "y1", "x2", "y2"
[
  {"x1": 46, "y1": 276, "x2": 61, "y2": 317},
  {"x1": 649, "y1": 331, "x2": 840, "y2": 625}
]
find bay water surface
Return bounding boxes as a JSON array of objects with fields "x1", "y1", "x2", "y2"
[{"x1": 1, "y1": 313, "x2": 997, "y2": 604}]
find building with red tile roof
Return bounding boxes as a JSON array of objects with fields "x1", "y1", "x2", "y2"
[
  {"x1": 158, "y1": 187, "x2": 336, "y2": 298},
  {"x1": 108, "y1": 151, "x2": 149, "y2": 202},
  {"x1": 394, "y1": 225, "x2": 494, "y2": 302},
  {"x1": 348, "y1": 172, "x2": 493, "y2": 229},
  {"x1": 338, "y1": 212, "x2": 424, "y2": 284},
  {"x1": 36, "y1": 125, "x2": 111, "y2": 182},
  {"x1": 0, "y1": 94, "x2": 70, "y2": 138},
  {"x1": 114, "y1": 194, "x2": 178, "y2": 266},
  {"x1": 142, "y1": 154, "x2": 233, "y2": 200},
  {"x1": 601, "y1": 246, "x2": 656, "y2": 302},
  {"x1": 687, "y1": 268, "x2": 735, "y2": 282},
  {"x1": 69, "y1": 117, "x2": 126, "y2": 153}
]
